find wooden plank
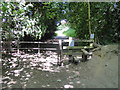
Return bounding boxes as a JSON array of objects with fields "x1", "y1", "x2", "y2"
[
  {"x1": 2, "y1": 48, "x2": 17, "y2": 50},
  {"x1": 19, "y1": 41, "x2": 58, "y2": 44},
  {"x1": 2, "y1": 47, "x2": 17, "y2": 49},
  {"x1": 2, "y1": 48, "x2": 57, "y2": 51},
  {"x1": 63, "y1": 52, "x2": 82, "y2": 55},
  {"x1": 93, "y1": 43, "x2": 101, "y2": 48},
  {"x1": 40, "y1": 48, "x2": 57, "y2": 51},
  {"x1": 63, "y1": 49, "x2": 89, "y2": 55},
  {"x1": 63, "y1": 40, "x2": 94, "y2": 43},
  {"x1": 1, "y1": 41, "x2": 59, "y2": 44},
  {"x1": 1, "y1": 41, "x2": 17, "y2": 43},
  {"x1": 18, "y1": 48, "x2": 57, "y2": 50},
  {"x1": 81, "y1": 49, "x2": 89, "y2": 55},
  {"x1": 91, "y1": 47, "x2": 101, "y2": 52},
  {"x1": 63, "y1": 46, "x2": 93, "y2": 49},
  {"x1": 1, "y1": 40, "x2": 93, "y2": 44}
]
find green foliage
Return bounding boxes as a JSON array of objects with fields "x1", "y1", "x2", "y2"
[
  {"x1": 90, "y1": 2, "x2": 119, "y2": 44},
  {"x1": 1, "y1": 2, "x2": 119, "y2": 44},
  {"x1": 55, "y1": 21, "x2": 77, "y2": 37},
  {"x1": 65, "y1": 2, "x2": 119, "y2": 44},
  {"x1": 67, "y1": 2, "x2": 90, "y2": 39},
  {"x1": 63, "y1": 28, "x2": 77, "y2": 37},
  {"x1": 1, "y1": 2, "x2": 58, "y2": 40}
]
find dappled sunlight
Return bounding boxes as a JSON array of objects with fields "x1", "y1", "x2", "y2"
[
  {"x1": 1, "y1": 1, "x2": 119, "y2": 88},
  {"x1": 76, "y1": 81, "x2": 81, "y2": 84},
  {"x1": 2, "y1": 44, "x2": 118, "y2": 88},
  {"x1": 2, "y1": 50, "x2": 89, "y2": 88},
  {"x1": 13, "y1": 68, "x2": 24, "y2": 77},
  {"x1": 11, "y1": 51, "x2": 59, "y2": 72},
  {"x1": 2, "y1": 51, "x2": 62, "y2": 89},
  {"x1": 64, "y1": 84, "x2": 74, "y2": 88}
]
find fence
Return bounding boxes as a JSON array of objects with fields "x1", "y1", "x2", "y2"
[
  {"x1": 1, "y1": 41, "x2": 60, "y2": 53},
  {"x1": 1, "y1": 39, "x2": 94, "y2": 64}
]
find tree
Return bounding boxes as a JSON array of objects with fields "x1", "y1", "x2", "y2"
[
  {"x1": 1, "y1": 2, "x2": 58, "y2": 41},
  {"x1": 1, "y1": 2, "x2": 119, "y2": 44},
  {"x1": 64, "y1": 2, "x2": 119, "y2": 44}
]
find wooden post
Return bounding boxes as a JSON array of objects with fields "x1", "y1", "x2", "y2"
[
  {"x1": 90, "y1": 34, "x2": 94, "y2": 48},
  {"x1": 69, "y1": 37, "x2": 74, "y2": 46},
  {"x1": 0, "y1": 28, "x2": 2, "y2": 59},
  {"x1": 82, "y1": 53, "x2": 88, "y2": 62},
  {"x1": 68, "y1": 37, "x2": 74, "y2": 62},
  {"x1": 17, "y1": 40, "x2": 19, "y2": 54},
  {"x1": 38, "y1": 42, "x2": 40, "y2": 55},
  {"x1": 81, "y1": 49, "x2": 89, "y2": 62},
  {"x1": 57, "y1": 39, "x2": 62, "y2": 66}
]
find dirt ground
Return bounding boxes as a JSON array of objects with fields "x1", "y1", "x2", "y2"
[{"x1": 1, "y1": 44, "x2": 119, "y2": 89}]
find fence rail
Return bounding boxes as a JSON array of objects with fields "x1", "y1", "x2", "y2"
[
  {"x1": 1, "y1": 41, "x2": 59, "y2": 44},
  {"x1": 1, "y1": 40, "x2": 62, "y2": 65},
  {"x1": 1, "y1": 39, "x2": 94, "y2": 53},
  {"x1": 1, "y1": 39, "x2": 94, "y2": 65},
  {"x1": 1, "y1": 41, "x2": 60, "y2": 54}
]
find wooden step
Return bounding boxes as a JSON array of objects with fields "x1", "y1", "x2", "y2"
[
  {"x1": 63, "y1": 46, "x2": 93, "y2": 49},
  {"x1": 63, "y1": 52, "x2": 83, "y2": 55},
  {"x1": 62, "y1": 39, "x2": 94, "y2": 43},
  {"x1": 81, "y1": 49, "x2": 89, "y2": 55}
]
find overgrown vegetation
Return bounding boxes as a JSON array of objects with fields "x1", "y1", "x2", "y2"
[{"x1": 1, "y1": 1, "x2": 119, "y2": 44}]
